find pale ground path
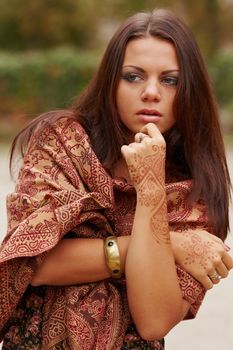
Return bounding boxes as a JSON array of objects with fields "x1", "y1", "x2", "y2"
[{"x1": 0, "y1": 144, "x2": 233, "y2": 349}]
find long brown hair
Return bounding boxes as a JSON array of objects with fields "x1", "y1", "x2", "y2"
[{"x1": 10, "y1": 9, "x2": 231, "y2": 239}]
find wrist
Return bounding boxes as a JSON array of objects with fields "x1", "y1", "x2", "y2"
[
  {"x1": 136, "y1": 188, "x2": 167, "y2": 211},
  {"x1": 104, "y1": 236, "x2": 130, "y2": 278},
  {"x1": 136, "y1": 200, "x2": 166, "y2": 212},
  {"x1": 117, "y1": 236, "x2": 130, "y2": 273}
]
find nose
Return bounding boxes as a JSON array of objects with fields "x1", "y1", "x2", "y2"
[{"x1": 141, "y1": 80, "x2": 161, "y2": 102}]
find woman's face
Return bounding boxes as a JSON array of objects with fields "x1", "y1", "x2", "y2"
[{"x1": 116, "y1": 36, "x2": 179, "y2": 141}]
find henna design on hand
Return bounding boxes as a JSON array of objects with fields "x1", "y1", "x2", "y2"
[
  {"x1": 127, "y1": 143, "x2": 169, "y2": 244},
  {"x1": 127, "y1": 145, "x2": 165, "y2": 188},
  {"x1": 180, "y1": 232, "x2": 218, "y2": 269}
]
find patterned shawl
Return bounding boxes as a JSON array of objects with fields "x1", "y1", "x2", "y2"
[{"x1": 0, "y1": 114, "x2": 208, "y2": 349}]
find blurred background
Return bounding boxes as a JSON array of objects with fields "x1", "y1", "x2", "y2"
[
  {"x1": 0, "y1": 0, "x2": 233, "y2": 140},
  {"x1": 0, "y1": 0, "x2": 233, "y2": 349}
]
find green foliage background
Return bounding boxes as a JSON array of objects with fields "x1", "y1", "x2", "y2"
[{"x1": 0, "y1": 0, "x2": 233, "y2": 140}]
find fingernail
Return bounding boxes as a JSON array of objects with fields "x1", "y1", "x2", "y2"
[{"x1": 224, "y1": 244, "x2": 231, "y2": 251}]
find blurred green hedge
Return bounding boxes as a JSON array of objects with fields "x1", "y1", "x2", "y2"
[
  {"x1": 0, "y1": 47, "x2": 233, "y2": 137},
  {"x1": 0, "y1": 47, "x2": 99, "y2": 116},
  {"x1": 209, "y1": 53, "x2": 233, "y2": 136},
  {"x1": 209, "y1": 53, "x2": 233, "y2": 114}
]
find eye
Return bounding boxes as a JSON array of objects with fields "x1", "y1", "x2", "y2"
[
  {"x1": 161, "y1": 76, "x2": 178, "y2": 86},
  {"x1": 122, "y1": 72, "x2": 142, "y2": 83}
]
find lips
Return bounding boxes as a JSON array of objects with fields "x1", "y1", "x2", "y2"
[{"x1": 136, "y1": 109, "x2": 162, "y2": 117}]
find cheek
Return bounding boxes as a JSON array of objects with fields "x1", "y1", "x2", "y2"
[
  {"x1": 116, "y1": 86, "x2": 128, "y2": 114},
  {"x1": 167, "y1": 92, "x2": 176, "y2": 115},
  {"x1": 168, "y1": 90, "x2": 176, "y2": 104}
]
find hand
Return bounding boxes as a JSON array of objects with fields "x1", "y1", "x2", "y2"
[
  {"x1": 170, "y1": 229, "x2": 233, "y2": 289},
  {"x1": 121, "y1": 123, "x2": 166, "y2": 206}
]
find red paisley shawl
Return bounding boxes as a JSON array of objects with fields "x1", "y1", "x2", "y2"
[{"x1": 0, "y1": 115, "x2": 208, "y2": 349}]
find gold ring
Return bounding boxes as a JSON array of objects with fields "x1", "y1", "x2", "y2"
[{"x1": 210, "y1": 272, "x2": 221, "y2": 281}]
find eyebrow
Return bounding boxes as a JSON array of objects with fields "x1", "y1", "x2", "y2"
[{"x1": 122, "y1": 65, "x2": 179, "y2": 74}]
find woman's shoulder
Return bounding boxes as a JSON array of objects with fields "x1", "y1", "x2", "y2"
[
  {"x1": 32, "y1": 109, "x2": 88, "y2": 143},
  {"x1": 22, "y1": 110, "x2": 90, "y2": 160}
]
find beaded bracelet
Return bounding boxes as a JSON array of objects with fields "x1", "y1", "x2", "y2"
[{"x1": 104, "y1": 236, "x2": 122, "y2": 279}]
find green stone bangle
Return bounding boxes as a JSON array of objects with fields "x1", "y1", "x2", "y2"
[{"x1": 104, "y1": 236, "x2": 122, "y2": 279}]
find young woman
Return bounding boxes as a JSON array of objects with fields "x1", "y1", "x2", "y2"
[{"x1": 0, "y1": 8, "x2": 232, "y2": 350}]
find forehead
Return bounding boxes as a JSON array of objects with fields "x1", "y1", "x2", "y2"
[{"x1": 123, "y1": 36, "x2": 179, "y2": 69}]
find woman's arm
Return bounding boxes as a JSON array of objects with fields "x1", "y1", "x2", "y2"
[
  {"x1": 122, "y1": 123, "x2": 190, "y2": 340},
  {"x1": 31, "y1": 222, "x2": 233, "y2": 290},
  {"x1": 125, "y1": 202, "x2": 189, "y2": 340},
  {"x1": 170, "y1": 229, "x2": 233, "y2": 289},
  {"x1": 30, "y1": 236, "x2": 129, "y2": 286}
]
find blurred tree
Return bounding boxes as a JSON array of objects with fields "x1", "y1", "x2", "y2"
[
  {"x1": 172, "y1": 0, "x2": 233, "y2": 56},
  {"x1": 0, "y1": 0, "x2": 104, "y2": 50},
  {"x1": 0, "y1": 0, "x2": 232, "y2": 133},
  {"x1": 181, "y1": 0, "x2": 226, "y2": 56},
  {"x1": 100, "y1": 0, "x2": 233, "y2": 57},
  {"x1": 0, "y1": 0, "x2": 232, "y2": 55}
]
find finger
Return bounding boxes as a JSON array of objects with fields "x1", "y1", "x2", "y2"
[
  {"x1": 224, "y1": 244, "x2": 231, "y2": 252},
  {"x1": 199, "y1": 276, "x2": 214, "y2": 290},
  {"x1": 140, "y1": 123, "x2": 164, "y2": 141},
  {"x1": 121, "y1": 145, "x2": 134, "y2": 159},
  {"x1": 121, "y1": 143, "x2": 141, "y2": 164},
  {"x1": 128, "y1": 142, "x2": 139, "y2": 148},
  {"x1": 121, "y1": 142, "x2": 139, "y2": 152},
  {"x1": 208, "y1": 270, "x2": 221, "y2": 284},
  {"x1": 210, "y1": 276, "x2": 221, "y2": 285},
  {"x1": 206, "y1": 253, "x2": 229, "y2": 279},
  {"x1": 135, "y1": 132, "x2": 150, "y2": 143},
  {"x1": 121, "y1": 145, "x2": 128, "y2": 154},
  {"x1": 215, "y1": 263, "x2": 229, "y2": 279},
  {"x1": 222, "y1": 253, "x2": 233, "y2": 271}
]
